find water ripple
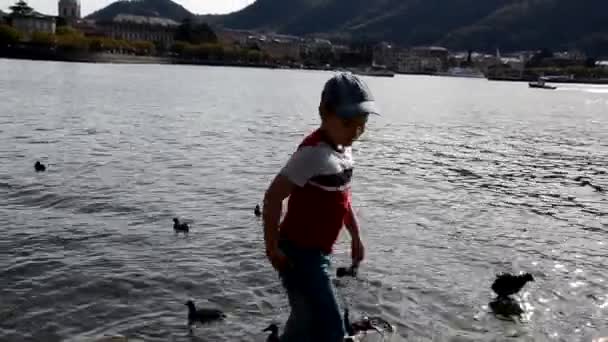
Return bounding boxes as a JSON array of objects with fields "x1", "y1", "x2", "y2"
[{"x1": 0, "y1": 60, "x2": 607, "y2": 341}]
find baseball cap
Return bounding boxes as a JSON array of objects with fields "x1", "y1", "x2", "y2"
[{"x1": 321, "y1": 73, "x2": 380, "y2": 119}]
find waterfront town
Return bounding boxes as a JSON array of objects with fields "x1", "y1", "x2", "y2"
[{"x1": 1, "y1": 0, "x2": 607, "y2": 83}]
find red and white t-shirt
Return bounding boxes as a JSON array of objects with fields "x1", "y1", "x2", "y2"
[{"x1": 279, "y1": 129, "x2": 353, "y2": 254}]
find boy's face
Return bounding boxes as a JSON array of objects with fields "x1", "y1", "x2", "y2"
[{"x1": 325, "y1": 113, "x2": 369, "y2": 147}]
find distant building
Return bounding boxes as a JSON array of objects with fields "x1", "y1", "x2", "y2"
[
  {"x1": 245, "y1": 33, "x2": 303, "y2": 61},
  {"x1": 58, "y1": 0, "x2": 81, "y2": 23},
  {"x1": 96, "y1": 14, "x2": 179, "y2": 49},
  {"x1": 372, "y1": 42, "x2": 397, "y2": 68},
  {"x1": 217, "y1": 28, "x2": 255, "y2": 46},
  {"x1": 10, "y1": 12, "x2": 56, "y2": 37},
  {"x1": 300, "y1": 38, "x2": 334, "y2": 64},
  {"x1": 597, "y1": 60, "x2": 608, "y2": 69},
  {"x1": 259, "y1": 39, "x2": 301, "y2": 61},
  {"x1": 392, "y1": 46, "x2": 448, "y2": 73},
  {"x1": 72, "y1": 19, "x2": 102, "y2": 37},
  {"x1": 554, "y1": 49, "x2": 586, "y2": 61}
]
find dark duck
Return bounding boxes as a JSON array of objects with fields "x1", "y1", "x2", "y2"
[
  {"x1": 173, "y1": 218, "x2": 189, "y2": 234},
  {"x1": 34, "y1": 161, "x2": 46, "y2": 172},
  {"x1": 337, "y1": 265, "x2": 358, "y2": 278},
  {"x1": 343, "y1": 308, "x2": 381, "y2": 336},
  {"x1": 492, "y1": 273, "x2": 534, "y2": 299},
  {"x1": 490, "y1": 273, "x2": 534, "y2": 317},
  {"x1": 489, "y1": 297, "x2": 525, "y2": 317},
  {"x1": 262, "y1": 323, "x2": 279, "y2": 342},
  {"x1": 254, "y1": 204, "x2": 262, "y2": 217},
  {"x1": 185, "y1": 300, "x2": 225, "y2": 330}
]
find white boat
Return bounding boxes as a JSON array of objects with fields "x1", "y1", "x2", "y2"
[
  {"x1": 437, "y1": 67, "x2": 485, "y2": 78},
  {"x1": 353, "y1": 68, "x2": 396, "y2": 78},
  {"x1": 529, "y1": 80, "x2": 557, "y2": 90},
  {"x1": 352, "y1": 64, "x2": 395, "y2": 78}
]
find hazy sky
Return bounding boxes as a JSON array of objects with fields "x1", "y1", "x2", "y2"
[{"x1": 1, "y1": 0, "x2": 255, "y2": 16}]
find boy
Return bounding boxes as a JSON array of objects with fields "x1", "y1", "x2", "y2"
[{"x1": 263, "y1": 73, "x2": 379, "y2": 341}]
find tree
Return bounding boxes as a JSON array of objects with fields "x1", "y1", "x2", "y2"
[
  {"x1": 131, "y1": 40, "x2": 155, "y2": 55},
  {"x1": 247, "y1": 50, "x2": 262, "y2": 63},
  {"x1": 585, "y1": 57, "x2": 597, "y2": 68},
  {"x1": 0, "y1": 24, "x2": 21, "y2": 44},
  {"x1": 9, "y1": 0, "x2": 33, "y2": 16},
  {"x1": 174, "y1": 18, "x2": 218, "y2": 45},
  {"x1": 89, "y1": 37, "x2": 122, "y2": 52},
  {"x1": 171, "y1": 41, "x2": 191, "y2": 55},
  {"x1": 56, "y1": 26, "x2": 81, "y2": 36},
  {"x1": 31, "y1": 31, "x2": 56, "y2": 46},
  {"x1": 56, "y1": 33, "x2": 89, "y2": 51}
]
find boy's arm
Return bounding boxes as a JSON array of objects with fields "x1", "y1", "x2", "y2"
[
  {"x1": 264, "y1": 145, "x2": 318, "y2": 270},
  {"x1": 345, "y1": 202, "x2": 361, "y2": 240},
  {"x1": 345, "y1": 202, "x2": 365, "y2": 266},
  {"x1": 263, "y1": 174, "x2": 294, "y2": 271}
]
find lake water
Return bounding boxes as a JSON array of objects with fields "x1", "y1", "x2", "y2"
[{"x1": 0, "y1": 58, "x2": 606, "y2": 342}]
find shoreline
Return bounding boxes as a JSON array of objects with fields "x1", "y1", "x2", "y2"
[
  {"x1": 2, "y1": 50, "x2": 608, "y2": 85},
  {"x1": 488, "y1": 76, "x2": 608, "y2": 85},
  {"x1": 0, "y1": 47, "x2": 330, "y2": 71}
]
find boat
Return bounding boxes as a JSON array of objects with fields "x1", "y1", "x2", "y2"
[
  {"x1": 436, "y1": 67, "x2": 485, "y2": 79},
  {"x1": 529, "y1": 80, "x2": 557, "y2": 90},
  {"x1": 353, "y1": 68, "x2": 395, "y2": 78},
  {"x1": 352, "y1": 62, "x2": 395, "y2": 78}
]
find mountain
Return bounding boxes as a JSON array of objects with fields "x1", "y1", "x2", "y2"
[
  {"x1": 85, "y1": 0, "x2": 608, "y2": 56},
  {"x1": 87, "y1": 0, "x2": 193, "y2": 22},
  {"x1": 219, "y1": 0, "x2": 608, "y2": 56}
]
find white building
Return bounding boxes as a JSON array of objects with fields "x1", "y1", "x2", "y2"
[
  {"x1": 11, "y1": 12, "x2": 56, "y2": 36},
  {"x1": 58, "y1": 0, "x2": 81, "y2": 23},
  {"x1": 97, "y1": 14, "x2": 179, "y2": 49}
]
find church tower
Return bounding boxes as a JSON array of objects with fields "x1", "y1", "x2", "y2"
[{"x1": 58, "y1": 0, "x2": 81, "y2": 22}]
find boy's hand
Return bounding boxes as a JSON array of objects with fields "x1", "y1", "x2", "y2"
[
  {"x1": 351, "y1": 236, "x2": 365, "y2": 267},
  {"x1": 267, "y1": 246, "x2": 290, "y2": 272}
]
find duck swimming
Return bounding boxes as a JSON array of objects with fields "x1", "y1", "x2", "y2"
[
  {"x1": 34, "y1": 161, "x2": 46, "y2": 172},
  {"x1": 185, "y1": 300, "x2": 225, "y2": 329},
  {"x1": 337, "y1": 265, "x2": 358, "y2": 278},
  {"x1": 173, "y1": 218, "x2": 189, "y2": 234},
  {"x1": 254, "y1": 204, "x2": 262, "y2": 217},
  {"x1": 489, "y1": 297, "x2": 524, "y2": 317},
  {"x1": 491, "y1": 273, "x2": 534, "y2": 299},
  {"x1": 262, "y1": 323, "x2": 279, "y2": 342},
  {"x1": 343, "y1": 308, "x2": 393, "y2": 340},
  {"x1": 580, "y1": 180, "x2": 604, "y2": 192},
  {"x1": 344, "y1": 308, "x2": 355, "y2": 336},
  {"x1": 490, "y1": 273, "x2": 533, "y2": 318}
]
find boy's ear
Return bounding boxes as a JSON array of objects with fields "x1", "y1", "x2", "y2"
[{"x1": 319, "y1": 102, "x2": 336, "y2": 119}]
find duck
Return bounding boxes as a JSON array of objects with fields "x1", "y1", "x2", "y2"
[
  {"x1": 491, "y1": 273, "x2": 534, "y2": 299},
  {"x1": 185, "y1": 300, "x2": 225, "y2": 329},
  {"x1": 489, "y1": 296, "x2": 524, "y2": 317},
  {"x1": 344, "y1": 308, "x2": 355, "y2": 336},
  {"x1": 254, "y1": 204, "x2": 262, "y2": 217},
  {"x1": 173, "y1": 218, "x2": 189, "y2": 234},
  {"x1": 344, "y1": 308, "x2": 377, "y2": 336},
  {"x1": 580, "y1": 180, "x2": 604, "y2": 192},
  {"x1": 262, "y1": 323, "x2": 279, "y2": 342},
  {"x1": 34, "y1": 161, "x2": 46, "y2": 172},
  {"x1": 337, "y1": 265, "x2": 358, "y2": 278}
]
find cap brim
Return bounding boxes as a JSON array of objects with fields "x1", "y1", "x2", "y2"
[{"x1": 336, "y1": 101, "x2": 380, "y2": 118}]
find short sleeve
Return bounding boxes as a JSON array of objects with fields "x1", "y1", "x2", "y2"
[{"x1": 280, "y1": 146, "x2": 322, "y2": 187}]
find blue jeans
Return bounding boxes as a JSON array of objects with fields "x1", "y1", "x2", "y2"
[{"x1": 278, "y1": 240, "x2": 345, "y2": 342}]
